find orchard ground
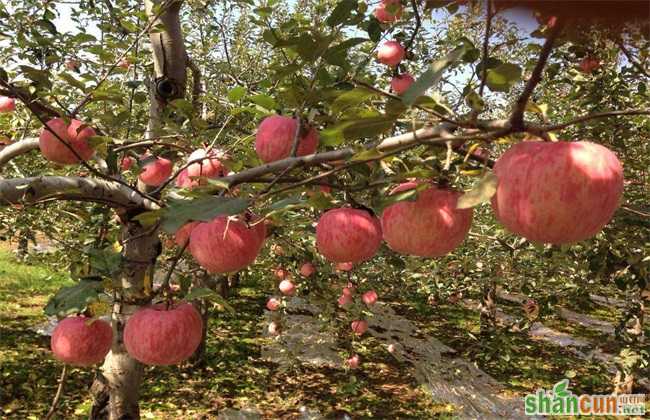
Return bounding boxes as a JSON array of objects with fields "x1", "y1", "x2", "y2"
[{"x1": 1, "y1": 244, "x2": 646, "y2": 418}]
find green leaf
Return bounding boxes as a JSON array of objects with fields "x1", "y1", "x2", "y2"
[
  {"x1": 323, "y1": 37, "x2": 368, "y2": 67},
  {"x1": 326, "y1": 0, "x2": 357, "y2": 27},
  {"x1": 227, "y1": 86, "x2": 247, "y2": 102},
  {"x1": 323, "y1": 114, "x2": 397, "y2": 143},
  {"x1": 373, "y1": 183, "x2": 428, "y2": 213},
  {"x1": 44, "y1": 279, "x2": 104, "y2": 317},
  {"x1": 402, "y1": 46, "x2": 466, "y2": 105},
  {"x1": 457, "y1": 172, "x2": 498, "y2": 209},
  {"x1": 331, "y1": 87, "x2": 377, "y2": 115},
  {"x1": 486, "y1": 63, "x2": 522, "y2": 93},
  {"x1": 293, "y1": 33, "x2": 333, "y2": 62},
  {"x1": 366, "y1": 18, "x2": 382, "y2": 42},
  {"x1": 58, "y1": 73, "x2": 86, "y2": 91},
  {"x1": 465, "y1": 89, "x2": 485, "y2": 112},
  {"x1": 92, "y1": 91, "x2": 123, "y2": 104},
  {"x1": 351, "y1": 148, "x2": 383, "y2": 162},
  {"x1": 185, "y1": 288, "x2": 235, "y2": 313},
  {"x1": 249, "y1": 94, "x2": 277, "y2": 111},
  {"x1": 169, "y1": 99, "x2": 194, "y2": 116},
  {"x1": 160, "y1": 196, "x2": 250, "y2": 233},
  {"x1": 87, "y1": 246, "x2": 122, "y2": 277}
]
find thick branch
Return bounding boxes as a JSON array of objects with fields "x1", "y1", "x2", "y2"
[
  {"x1": 0, "y1": 138, "x2": 39, "y2": 170},
  {"x1": 221, "y1": 124, "x2": 456, "y2": 188},
  {"x1": 510, "y1": 22, "x2": 564, "y2": 129},
  {"x1": 0, "y1": 176, "x2": 159, "y2": 210},
  {"x1": 478, "y1": 0, "x2": 494, "y2": 97}
]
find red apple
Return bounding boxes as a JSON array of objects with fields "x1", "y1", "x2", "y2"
[
  {"x1": 579, "y1": 56, "x2": 601, "y2": 74},
  {"x1": 361, "y1": 290, "x2": 378, "y2": 306},
  {"x1": 39, "y1": 118, "x2": 96, "y2": 164},
  {"x1": 274, "y1": 267, "x2": 289, "y2": 280},
  {"x1": 491, "y1": 141, "x2": 623, "y2": 244},
  {"x1": 138, "y1": 156, "x2": 173, "y2": 187},
  {"x1": 271, "y1": 244, "x2": 285, "y2": 256},
  {"x1": 299, "y1": 262, "x2": 316, "y2": 277},
  {"x1": 346, "y1": 354, "x2": 360, "y2": 369},
  {"x1": 377, "y1": 41, "x2": 405, "y2": 67},
  {"x1": 335, "y1": 262, "x2": 354, "y2": 272},
  {"x1": 51, "y1": 316, "x2": 112, "y2": 366},
  {"x1": 174, "y1": 221, "x2": 201, "y2": 247},
  {"x1": 189, "y1": 215, "x2": 265, "y2": 273},
  {"x1": 351, "y1": 320, "x2": 368, "y2": 336},
  {"x1": 120, "y1": 155, "x2": 134, "y2": 170},
  {"x1": 186, "y1": 148, "x2": 225, "y2": 179},
  {"x1": 279, "y1": 279, "x2": 295, "y2": 296},
  {"x1": 0, "y1": 96, "x2": 15, "y2": 113},
  {"x1": 316, "y1": 208, "x2": 382, "y2": 263},
  {"x1": 373, "y1": 0, "x2": 403, "y2": 23},
  {"x1": 268, "y1": 321, "x2": 280, "y2": 336},
  {"x1": 381, "y1": 182, "x2": 473, "y2": 257},
  {"x1": 65, "y1": 59, "x2": 80, "y2": 71},
  {"x1": 118, "y1": 58, "x2": 130, "y2": 69},
  {"x1": 390, "y1": 73, "x2": 415, "y2": 95},
  {"x1": 255, "y1": 115, "x2": 319, "y2": 163},
  {"x1": 338, "y1": 293, "x2": 353, "y2": 307},
  {"x1": 123, "y1": 302, "x2": 202, "y2": 365},
  {"x1": 266, "y1": 297, "x2": 281, "y2": 311}
]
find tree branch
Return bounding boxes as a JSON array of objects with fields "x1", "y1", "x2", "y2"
[
  {"x1": 0, "y1": 138, "x2": 39, "y2": 170},
  {"x1": 532, "y1": 109, "x2": 650, "y2": 132},
  {"x1": 478, "y1": 0, "x2": 494, "y2": 97},
  {"x1": 0, "y1": 176, "x2": 159, "y2": 210},
  {"x1": 615, "y1": 37, "x2": 650, "y2": 78},
  {"x1": 510, "y1": 21, "x2": 564, "y2": 130},
  {"x1": 405, "y1": 0, "x2": 422, "y2": 54},
  {"x1": 186, "y1": 56, "x2": 202, "y2": 110},
  {"x1": 44, "y1": 365, "x2": 67, "y2": 420},
  {"x1": 0, "y1": 79, "x2": 60, "y2": 120}
]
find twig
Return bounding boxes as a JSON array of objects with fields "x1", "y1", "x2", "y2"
[
  {"x1": 510, "y1": 21, "x2": 565, "y2": 130},
  {"x1": 478, "y1": 0, "x2": 494, "y2": 97},
  {"x1": 45, "y1": 365, "x2": 68, "y2": 420},
  {"x1": 533, "y1": 109, "x2": 650, "y2": 132},
  {"x1": 159, "y1": 239, "x2": 189, "y2": 295},
  {"x1": 351, "y1": 78, "x2": 460, "y2": 125},
  {"x1": 113, "y1": 140, "x2": 190, "y2": 153},
  {"x1": 615, "y1": 37, "x2": 650, "y2": 78},
  {"x1": 621, "y1": 206, "x2": 650, "y2": 218},
  {"x1": 405, "y1": 0, "x2": 421, "y2": 54},
  {"x1": 289, "y1": 115, "x2": 302, "y2": 157}
]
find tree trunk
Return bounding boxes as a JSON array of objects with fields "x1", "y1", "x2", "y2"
[
  {"x1": 89, "y1": 221, "x2": 160, "y2": 419},
  {"x1": 90, "y1": 1, "x2": 187, "y2": 417}
]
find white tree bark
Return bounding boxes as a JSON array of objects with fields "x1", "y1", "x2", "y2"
[
  {"x1": 0, "y1": 138, "x2": 39, "y2": 170},
  {"x1": 0, "y1": 176, "x2": 159, "y2": 210}
]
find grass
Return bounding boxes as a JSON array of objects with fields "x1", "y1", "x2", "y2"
[{"x1": 0, "y1": 248, "x2": 643, "y2": 418}]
